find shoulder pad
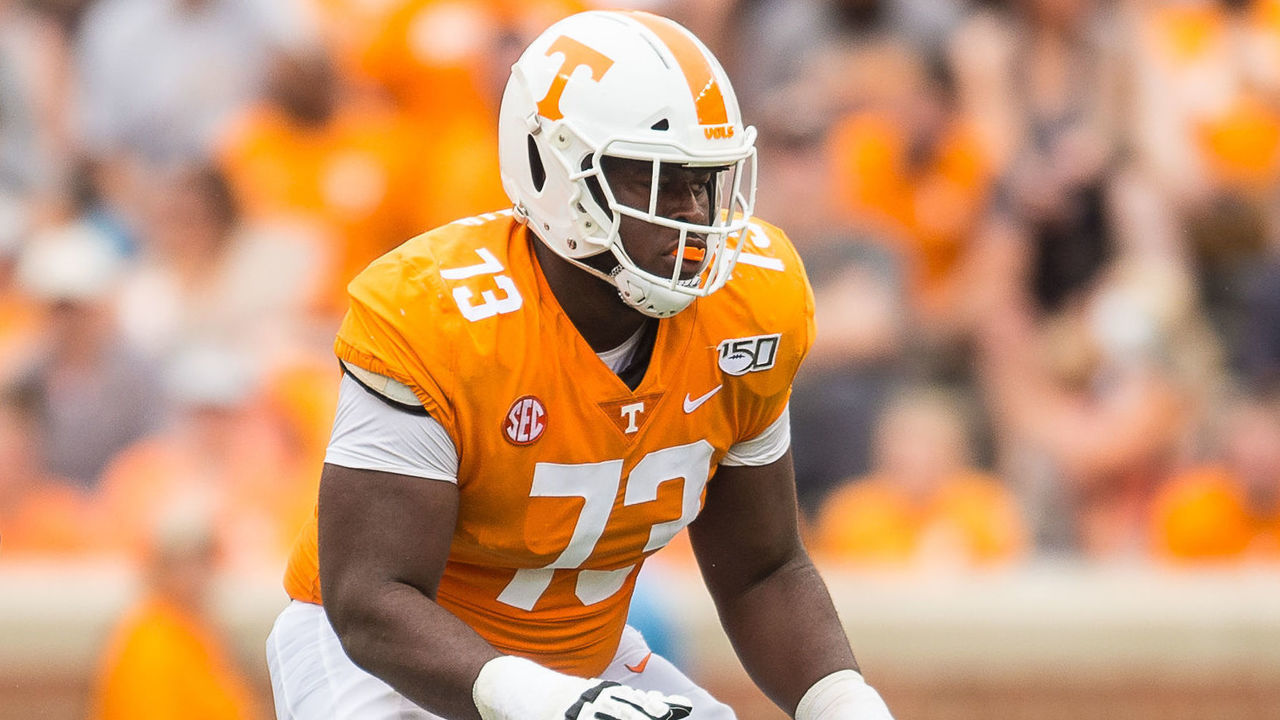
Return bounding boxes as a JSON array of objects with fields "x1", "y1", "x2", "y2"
[{"x1": 341, "y1": 361, "x2": 423, "y2": 408}]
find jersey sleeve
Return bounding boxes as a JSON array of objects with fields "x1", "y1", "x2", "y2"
[
  {"x1": 324, "y1": 373, "x2": 459, "y2": 481},
  {"x1": 722, "y1": 402, "x2": 791, "y2": 466},
  {"x1": 722, "y1": 218, "x2": 817, "y2": 445},
  {"x1": 332, "y1": 236, "x2": 460, "y2": 436}
]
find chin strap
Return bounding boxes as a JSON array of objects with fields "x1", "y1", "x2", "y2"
[
  {"x1": 611, "y1": 265, "x2": 696, "y2": 319},
  {"x1": 536, "y1": 233, "x2": 700, "y2": 319}
]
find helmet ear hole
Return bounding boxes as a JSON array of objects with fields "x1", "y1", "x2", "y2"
[{"x1": 526, "y1": 134, "x2": 546, "y2": 192}]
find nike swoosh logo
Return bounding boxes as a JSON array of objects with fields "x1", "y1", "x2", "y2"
[
  {"x1": 624, "y1": 651, "x2": 653, "y2": 673},
  {"x1": 615, "y1": 695, "x2": 692, "y2": 719},
  {"x1": 683, "y1": 385, "x2": 722, "y2": 413}
]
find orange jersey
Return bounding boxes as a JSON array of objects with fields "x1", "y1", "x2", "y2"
[
  {"x1": 216, "y1": 103, "x2": 423, "y2": 308},
  {"x1": 811, "y1": 472, "x2": 1027, "y2": 567},
  {"x1": 1150, "y1": 466, "x2": 1280, "y2": 562},
  {"x1": 93, "y1": 596, "x2": 257, "y2": 720},
  {"x1": 284, "y1": 210, "x2": 814, "y2": 676}
]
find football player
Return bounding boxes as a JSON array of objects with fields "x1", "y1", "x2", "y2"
[{"x1": 266, "y1": 9, "x2": 895, "y2": 720}]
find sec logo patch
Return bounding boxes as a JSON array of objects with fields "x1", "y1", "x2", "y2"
[{"x1": 503, "y1": 395, "x2": 546, "y2": 445}]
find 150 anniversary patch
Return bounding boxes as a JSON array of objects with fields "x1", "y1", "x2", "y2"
[{"x1": 717, "y1": 333, "x2": 781, "y2": 376}]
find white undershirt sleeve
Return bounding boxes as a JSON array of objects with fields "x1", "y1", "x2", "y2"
[
  {"x1": 325, "y1": 372, "x2": 459, "y2": 482},
  {"x1": 720, "y1": 403, "x2": 791, "y2": 467}
]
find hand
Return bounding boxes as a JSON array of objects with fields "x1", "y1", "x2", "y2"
[
  {"x1": 567, "y1": 681, "x2": 693, "y2": 720},
  {"x1": 473, "y1": 656, "x2": 694, "y2": 720}
]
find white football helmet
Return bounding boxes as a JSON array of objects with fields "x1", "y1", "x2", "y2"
[{"x1": 498, "y1": 10, "x2": 757, "y2": 318}]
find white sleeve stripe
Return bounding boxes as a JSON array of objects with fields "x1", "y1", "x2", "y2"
[
  {"x1": 325, "y1": 374, "x2": 459, "y2": 482},
  {"x1": 720, "y1": 404, "x2": 791, "y2": 467},
  {"x1": 341, "y1": 361, "x2": 423, "y2": 408}
]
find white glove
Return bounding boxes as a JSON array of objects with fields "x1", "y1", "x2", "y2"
[
  {"x1": 473, "y1": 655, "x2": 693, "y2": 720},
  {"x1": 568, "y1": 681, "x2": 692, "y2": 720}
]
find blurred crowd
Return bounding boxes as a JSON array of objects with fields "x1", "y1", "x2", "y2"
[
  {"x1": 4, "y1": 0, "x2": 1280, "y2": 691},
  {"x1": 6, "y1": 0, "x2": 1280, "y2": 714}
]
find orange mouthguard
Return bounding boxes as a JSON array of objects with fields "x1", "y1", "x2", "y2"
[{"x1": 679, "y1": 246, "x2": 706, "y2": 262}]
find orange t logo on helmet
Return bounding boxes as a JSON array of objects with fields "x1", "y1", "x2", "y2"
[
  {"x1": 534, "y1": 12, "x2": 731, "y2": 128},
  {"x1": 536, "y1": 35, "x2": 615, "y2": 121}
]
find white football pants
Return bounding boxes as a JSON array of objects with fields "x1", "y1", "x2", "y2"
[{"x1": 266, "y1": 600, "x2": 737, "y2": 719}]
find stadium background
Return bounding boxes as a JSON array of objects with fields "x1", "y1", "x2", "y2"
[{"x1": 2, "y1": 0, "x2": 1280, "y2": 717}]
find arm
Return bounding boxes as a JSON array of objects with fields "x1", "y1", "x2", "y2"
[
  {"x1": 317, "y1": 462, "x2": 498, "y2": 720},
  {"x1": 689, "y1": 448, "x2": 892, "y2": 718},
  {"x1": 319, "y1": 461, "x2": 698, "y2": 720},
  {"x1": 316, "y1": 374, "x2": 696, "y2": 720},
  {"x1": 688, "y1": 448, "x2": 854, "y2": 713}
]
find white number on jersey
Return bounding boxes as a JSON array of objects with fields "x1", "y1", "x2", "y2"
[
  {"x1": 440, "y1": 247, "x2": 524, "y2": 322},
  {"x1": 731, "y1": 222, "x2": 785, "y2": 272},
  {"x1": 497, "y1": 441, "x2": 715, "y2": 610}
]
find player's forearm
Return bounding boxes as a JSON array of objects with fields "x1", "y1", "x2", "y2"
[
  {"x1": 714, "y1": 553, "x2": 859, "y2": 716},
  {"x1": 330, "y1": 584, "x2": 695, "y2": 720},
  {"x1": 325, "y1": 579, "x2": 499, "y2": 720}
]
